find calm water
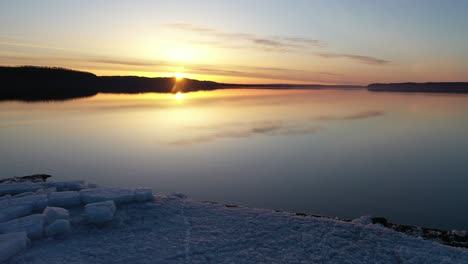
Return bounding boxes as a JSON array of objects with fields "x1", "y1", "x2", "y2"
[{"x1": 1, "y1": 89, "x2": 468, "y2": 230}]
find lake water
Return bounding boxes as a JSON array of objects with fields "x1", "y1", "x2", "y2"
[{"x1": 1, "y1": 89, "x2": 468, "y2": 230}]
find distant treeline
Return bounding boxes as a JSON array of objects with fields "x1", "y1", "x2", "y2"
[
  {"x1": 368, "y1": 82, "x2": 468, "y2": 93},
  {"x1": 99, "y1": 76, "x2": 222, "y2": 94},
  {"x1": 0, "y1": 66, "x2": 224, "y2": 101},
  {"x1": 0, "y1": 66, "x2": 364, "y2": 101},
  {"x1": 3, "y1": 66, "x2": 467, "y2": 101},
  {"x1": 0, "y1": 66, "x2": 98, "y2": 101}
]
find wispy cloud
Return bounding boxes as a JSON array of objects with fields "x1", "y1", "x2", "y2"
[
  {"x1": 0, "y1": 50, "x2": 349, "y2": 83},
  {"x1": 167, "y1": 23, "x2": 390, "y2": 65},
  {"x1": 316, "y1": 111, "x2": 385, "y2": 121},
  {"x1": 89, "y1": 58, "x2": 163, "y2": 67},
  {"x1": 0, "y1": 41, "x2": 77, "y2": 52},
  {"x1": 184, "y1": 65, "x2": 344, "y2": 83},
  {"x1": 317, "y1": 53, "x2": 390, "y2": 65},
  {"x1": 167, "y1": 23, "x2": 324, "y2": 52},
  {"x1": 79, "y1": 56, "x2": 347, "y2": 83}
]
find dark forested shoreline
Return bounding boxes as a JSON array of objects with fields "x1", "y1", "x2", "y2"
[
  {"x1": 0, "y1": 66, "x2": 98, "y2": 101},
  {"x1": 0, "y1": 66, "x2": 364, "y2": 101},
  {"x1": 368, "y1": 82, "x2": 468, "y2": 93},
  {"x1": 0, "y1": 66, "x2": 224, "y2": 101},
  {"x1": 2, "y1": 66, "x2": 468, "y2": 101}
]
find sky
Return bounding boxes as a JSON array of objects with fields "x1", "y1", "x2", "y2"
[{"x1": 1, "y1": 0, "x2": 468, "y2": 85}]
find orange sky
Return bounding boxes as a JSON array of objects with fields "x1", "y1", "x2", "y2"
[{"x1": 1, "y1": 1, "x2": 468, "y2": 85}]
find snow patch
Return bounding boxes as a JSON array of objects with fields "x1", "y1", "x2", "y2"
[
  {"x1": 352, "y1": 215, "x2": 373, "y2": 225},
  {"x1": 46, "y1": 181, "x2": 85, "y2": 192},
  {"x1": 80, "y1": 188, "x2": 135, "y2": 204},
  {"x1": 13, "y1": 192, "x2": 36, "y2": 198},
  {"x1": 45, "y1": 219, "x2": 70, "y2": 237},
  {"x1": 134, "y1": 188, "x2": 154, "y2": 202},
  {"x1": 43, "y1": 207, "x2": 69, "y2": 225},
  {"x1": 452, "y1": 230, "x2": 466, "y2": 237},
  {"x1": 0, "y1": 214, "x2": 45, "y2": 239},
  {"x1": 35, "y1": 187, "x2": 57, "y2": 195},
  {"x1": 0, "y1": 194, "x2": 48, "y2": 212},
  {"x1": 0, "y1": 182, "x2": 44, "y2": 196},
  {"x1": 87, "y1": 183, "x2": 100, "y2": 188},
  {"x1": 170, "y1": 192, "x2": 187, "y2": 199},
  {"x1": 0, "y1": 194, "x2": 12, "y2": 201},
  {"x1": 0, "y1": 204, "x2": 33, "y2": 223},
  {"x1": 84, "y1": 200, "x2": 116, "y2": 224},
  {"x1": 0, "y1": 232, "x2": 30, "y2": 262},
  {"x1": 48, "y1": 191, "x2": 81, "y2": 208}
]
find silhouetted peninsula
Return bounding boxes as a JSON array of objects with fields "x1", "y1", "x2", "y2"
[
  {"x1": 0, "y1": 66, "x2": 224, "y2": 101},
  {"x1": 368, "y1": 82, "x2": 468, "y2": 93},
  {"x1": 0, "y1": 66, "x2": 98, "y2": 101}
]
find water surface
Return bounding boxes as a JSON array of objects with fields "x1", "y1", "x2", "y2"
[{"x1": 1, "y1": 89, "x2": 468, "y2": 229}]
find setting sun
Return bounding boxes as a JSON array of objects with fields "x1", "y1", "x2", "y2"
[{"x1": 175, "y1": 72, "x2": 185, "y2": 80}]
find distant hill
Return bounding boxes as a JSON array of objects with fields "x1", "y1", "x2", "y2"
[{"x1": 368, "y1": 82, "x2": 468, "y2": 93}]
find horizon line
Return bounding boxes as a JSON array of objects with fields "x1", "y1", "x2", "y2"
[{"x1": 3, "y1": 65, "x2": 468, "y2": 87}]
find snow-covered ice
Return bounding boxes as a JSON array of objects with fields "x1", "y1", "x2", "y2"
[
  {"x1": 43, "y1": 207, "x2": 69, "y2": 225},
  {"x1": 352, "y1": 215, "x2": 373, "y2": 225},
  {"x1": 12, "y1": 192, "x2": 35, "y2": 198},
  {"x1": 48, "y1": 191, "x2": 81, "y2": 208},
  {"x1": 45, "y1": 219, "x2": 71, "y2": 237},
  {"x1": 0, "y1": 194, "x2": 11, "y2": 201},
  {"x1": 0, "y1": 214, "x2": 45, "y2": 239},
  {"x1": 87, "y1": 183, "x2": 100, "y2": 188},
  {"x1": 80, "y1": 187, "x2": 135, "y2": 204},
  {"x1": 46, "y1": 181, "x2": 85, "y2": 192},
  {"x1": 134, "y1": 188, "x2": 154, "y2": 202},
  {"x1": 84, "y1": 200, "x2": 116, "y2": 224},
  {"x1": 0, "y1": 194, "x2": 48, "y2": 216},
  {"x1": 0, "y1": 183, "x2": 44, "y2": 196},
  {"x1": 0, "y1": 232, "x2": 30, "y2": 263},
  {"x1": 5, "y1": 195, "x2": 468, "y2": 264},
  {"x1": 0, "y1": 205, "x2": 33, "y2": 223},
  {"x1": 35, "y1": 187, "x2": 57, "y2": 195},
  {"x1": 1, "y1": 180, "x2": 466, "y2": 263}
]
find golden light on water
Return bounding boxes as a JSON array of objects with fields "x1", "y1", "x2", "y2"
[{"x1": 175, "y1": 92, "x2": 184, "y2": 100}]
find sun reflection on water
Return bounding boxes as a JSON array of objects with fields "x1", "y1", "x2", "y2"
[{"x1": 175, "y1": 92, "x2": 184, "y2": 100}]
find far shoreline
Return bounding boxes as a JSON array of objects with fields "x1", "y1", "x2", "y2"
[{"x1": 2, "y1": 66, "x2": 468, "y2": 101}]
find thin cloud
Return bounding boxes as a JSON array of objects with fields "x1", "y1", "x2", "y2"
[
  {"x1": 0, "y1": 41, "x2": 77, "y2": 53},
  {"x1": 85, "y1": 57, "x2": 345, "y2": 83},
  {"x1": 281, "y1": 37, "x2": 322, "y2": 46},
  {"x1": 316, "y1": 111, "x2": 385, "y2": 121},
  {"x1": 167, "y1": 23, "x2": 389, "y2": 65},
  {"x1": 317, "y1": 53, "x2": 390, "y2": 65},
  {"x1": 167, "y1": 23, "x2": 324, "y2": 52},
  {"x1": 184, "y1": 65, "x2": 344, "y2": 83},
  {"x1": 89, "y1": 59, "x2": 162, "y2": 67},
  {"x1": 1, "y1": 51, "x2": 348, "y2": 84}
]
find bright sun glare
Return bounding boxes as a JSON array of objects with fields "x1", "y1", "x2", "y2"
[
  {"x1": 175, "y1": 72, "x2": 185, "y2": 80},
  {"x1": 175, "y1": 92, "x2": 184, "y2": 100}
]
